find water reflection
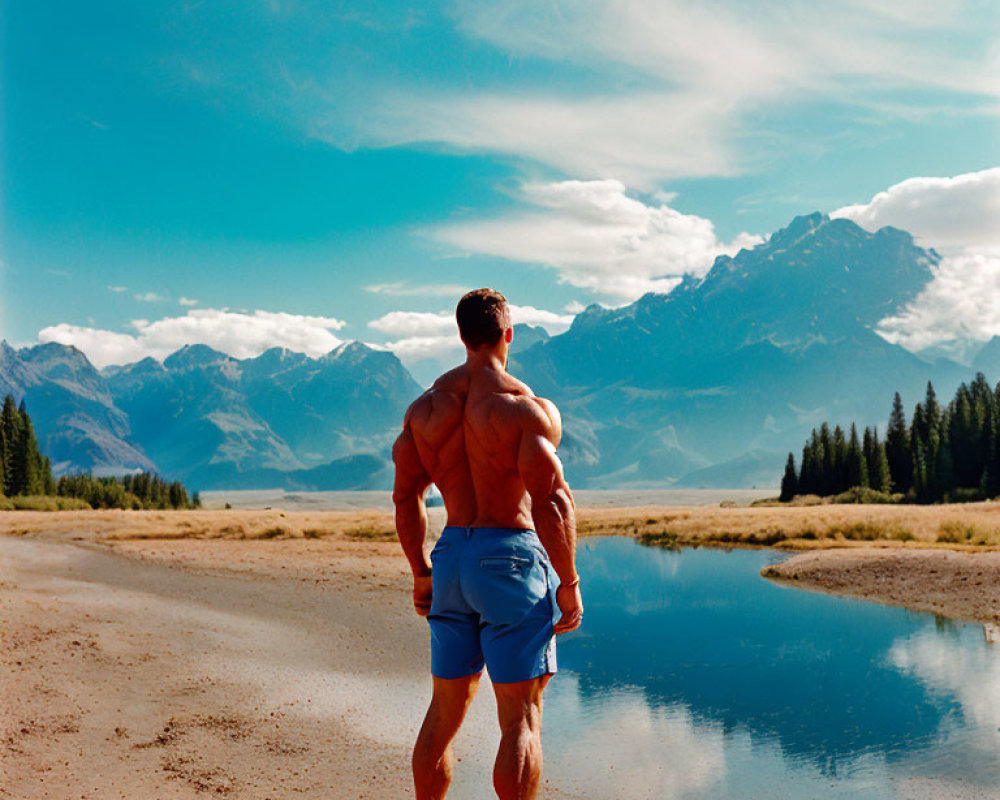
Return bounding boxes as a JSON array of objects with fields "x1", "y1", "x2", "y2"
[{"x1": 543, "y1": 538, "x2": 1000, "y2": 798}]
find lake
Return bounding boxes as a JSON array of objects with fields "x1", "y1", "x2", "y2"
[{"x1": 538, "y1": 538, "x2": 1000, "y2": 800}]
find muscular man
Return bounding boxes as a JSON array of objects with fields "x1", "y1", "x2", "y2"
[{"x1": 392, "y1": 288, "x2": 583, "y2": 800}]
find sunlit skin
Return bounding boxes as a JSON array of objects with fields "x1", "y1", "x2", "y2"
[{"x1": 393, "y1": 316, "x2": 583, "y2": 800}]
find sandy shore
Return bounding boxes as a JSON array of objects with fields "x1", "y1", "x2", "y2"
[
  {"x1": 0, "y1": 525, "x2": 580, "y2": 799},
  {"x1": 8, "y1": 504, "x2": 1000, "y2": 797},
  {"x1": 763, "y1": 548, "x2": 1000, "y2": 624}
]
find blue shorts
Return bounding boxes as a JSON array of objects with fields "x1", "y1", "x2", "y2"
[{"x1": 428, "y1": 526, "x2": 559, "y2": 684}]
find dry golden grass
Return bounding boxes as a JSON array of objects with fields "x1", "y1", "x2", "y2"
[
  {"x1": 576, "y1": 502, "x2": 1000, "y2": 550},
  {"x1": 0, "y1": 508, "x2": 405, "y2": 543},
  {"x1": 6, "y1": 501, "x2": 1000, "y2": 552}
]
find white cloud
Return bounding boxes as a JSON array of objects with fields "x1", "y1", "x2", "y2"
[
  {"x1": 368, "y1": 310, "x2": 455, "y2": 339},
  {"x1": 834, "y1": 168, "x2": 1000, "y2": 357},
  {"x1": 430, "y1": 180, "x2": 762, "y2": 302},
  {"x1": 366, "y1": 303, "x2": 575, "y2": 370},
  {"x1": 107, "y1": 285, "x2": 127, "y2": 293},
  {"x1": 134, "y1": 291, "x2": 168, "y2": 303},
  {"x1": 178, "y1": 296, "x2": 199, "y2": 306},
  {"x1": 833, "y1": 167, "x2": 1000, "y2": 255},
  {"x1": 876, "y1": 253, "x2": 1000, "y2": 359},
  {"x1": 510, "y1": 304, "x2": 575, "y2": 332},
  {"x1": 37, "y1": 308, "x2": 347, "y2": 368},
  {"x1": 361, "y1": 91, "x2": 739, "y2": 188},
  {"x1": 365, "y1": 282, "x2": 472, "y2": 298}
]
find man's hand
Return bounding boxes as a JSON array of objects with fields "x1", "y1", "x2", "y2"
[
  {"x1": 554, "y1": 582, "x2": 583, "y2": 634},
  {"x1": 413, "y1": 573, "x2": 433, "y2": 616}
]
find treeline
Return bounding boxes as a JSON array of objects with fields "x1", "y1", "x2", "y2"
[
  {"x1": 1, "y1": 394, "x2": 199, "y2": 510},
  {"x1": 781, "y1": 375, "x2": 1000, "y2": 503},
  {"x1": 57, "y1": 473, "x2": 200, "y2": 510}
]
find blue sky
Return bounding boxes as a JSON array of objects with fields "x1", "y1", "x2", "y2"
[{"x1": 2, "y1": 0, "x2": 998, "y2": 382}]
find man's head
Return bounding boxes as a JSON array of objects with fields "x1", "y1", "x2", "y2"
[{"x1": 456, "y1": 288, "x2": 511, "y2": 351}]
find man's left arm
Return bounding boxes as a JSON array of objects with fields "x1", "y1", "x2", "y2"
[{"x1": 392, "y1": 423, "x2": 434, "y2": 616}]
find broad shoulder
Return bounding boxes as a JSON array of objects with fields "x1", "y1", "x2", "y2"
[
  {"x1": 491, "y1": 391, "x2": 561, "y2": 445},
  {"x1": 404, "y1": 368, "x2": 468, "y2": 432},
  {"x1": 405, "y1": 388, "x2": 462, "y2": 430},
  {"x1": 431, "y1": 365, "x2": 470, "y2": 395}
]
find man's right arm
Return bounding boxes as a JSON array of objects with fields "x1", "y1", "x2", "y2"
[
  {"x1": 392, "y1": 407, "x2": 434, "y2": 616},
  {"x1": 517, "y1": 399, "x2": 583, "y2": 634}
]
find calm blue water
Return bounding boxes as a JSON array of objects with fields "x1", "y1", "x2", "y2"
[{"x1": 541, "y1": 538, "x2": 1000, "y2": 800}]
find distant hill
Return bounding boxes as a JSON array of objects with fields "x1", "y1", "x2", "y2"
[
  {"x1": 105, "y1": 341, "x2": 422, "y2": 489},
  {"x1": 0, "y1": 340, "x2": 421, "y2": 489},
  {"x1": 0, "y1": 341, "x2": 153, "y2": 474},
  {"x1": 511, "y1": 213, "x2": 969, "y2": 488}
]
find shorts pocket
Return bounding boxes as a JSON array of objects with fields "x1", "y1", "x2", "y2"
[
  {"x1": 471, "y1": 552, "x2": 549, "y2": 626},
  {"x1": 479, "y1": 555, "x2": 533, "y2": 573}
]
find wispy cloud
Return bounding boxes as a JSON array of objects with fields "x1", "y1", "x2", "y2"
[
  {"x1": 134, "y1": 291, "x2": 168, "y2": 303},
  {"x1": 341, "y1": 1, "x2": 996, "y2": 187},
  {"x1": 107, "y1": 285, "x2": 128, "y2": 293},
  {"x1": 365, "y1": 282, "x2": 471, "y2": 298},
  {"x1": 430, "y1": 180, "x2": 762, "y2": 302},
  {"x1": 169, "y1": 1, "x2": 998, "y2": 189},
  {"x1": 38, "y1": 309, "x2": 347, "y2": 368},
  {"x1": 178, "y1": 296, "x2": 199, "y2": 306}
]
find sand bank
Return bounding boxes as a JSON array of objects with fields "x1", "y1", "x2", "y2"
[
  {"x1": 763, "y1": 548, "x2": 1000, "y2": 624},
  {"x1": 0, "y1": 527, "x2": 578, "y2": 799}
]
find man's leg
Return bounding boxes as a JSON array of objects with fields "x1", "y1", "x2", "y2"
[
  {"x1": 492, "y1": 674, "x2": 551, "y2": 800},
  {"x1": 413, "y1": 673, "x2": 482, "y2": 800}
]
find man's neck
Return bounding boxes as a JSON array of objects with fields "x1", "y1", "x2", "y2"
[{"x1": 464, "y1": 347, "x2": 507, "y2": 374}]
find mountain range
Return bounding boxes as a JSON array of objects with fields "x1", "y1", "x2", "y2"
[
  {"x1": 0, "y1": 213, "x2": 984, "y2": 490},
  {"x1": 510, "y1": 212, "x2": 972, "y2": 488},
  {"x1": 0, "y1": 340, "x2": 421, "y2": 489}
]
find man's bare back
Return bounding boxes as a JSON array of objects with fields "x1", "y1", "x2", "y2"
[
  {"x1": 400, "y1": 363, "x2": 560, "y2": 525},
  {"x1": 392, "y1": 289, "x2": 582, "y2": 800}
]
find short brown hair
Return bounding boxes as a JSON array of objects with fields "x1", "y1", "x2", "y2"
[{"x1": 456, "y1": 288, "x2": 510, "y2": 349}]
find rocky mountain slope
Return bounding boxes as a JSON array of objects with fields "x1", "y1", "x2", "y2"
[{"x1": 511, "y1": 213, "x2": 969, "y2": 488}]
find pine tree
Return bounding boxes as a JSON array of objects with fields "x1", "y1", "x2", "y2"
[
  {"x1": 912, "y1": 437, "x2": 928, "y2": 501},
  {"x1": 949, "y1": 386, "x2": 977, "y2": 487},
  {"x1": 798, "y1": 442, "x2": 813, "y2": 495},
  {"x1": 17, "y1": 404, "x2": 44, "y2": 495},
  {"x1": 1, "y1": 395, "x2": 25, "y2": 496},
  {"x1": 846, "y1": 423, "x2": 868, "y2": 489},
  {"x1": 780, "y1": 453, "x2": 798, "y2": 502},
  {"x1": 872, "y1": 443, "x2": 892, "y2": 493},
  {"x1": 820, "y1": 423, "x2": 834, "y2": 495},
  {"x1": 41, "y1": 456, "x2": 56, "y2": 495},
  {"x1": 886, "y1": 393, "x2": 911, "y2": 493},
  {"x1": 833, "y1": 425, "x2": 848, "y2": 493},
  {"x1": 863, "y1": 427, "x2": 879, "y2": 486},
  {"x1": 924, "y1": 381, "x2": 941, "y2": 433},
  {"x1": 934, "y1": 424, "x2": 953, "y2": 501},
  {"x1": 809, "y1": 434, "x2": 822, "y2": 495}
]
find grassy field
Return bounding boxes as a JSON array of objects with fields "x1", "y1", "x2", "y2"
[
  {"x1": 5, "y1": 502, "x2": 1000, "y2": 551},
  {"x1": 578, "y1": 502, "x2": 1000, "y2": 550}
]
